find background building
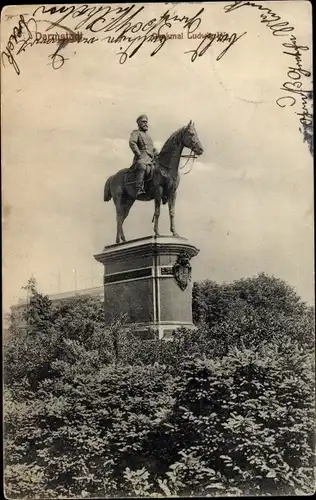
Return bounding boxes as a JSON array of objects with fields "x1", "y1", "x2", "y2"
[{"x1": 6, "y1": 286, "x2": 104, "y2": 332}]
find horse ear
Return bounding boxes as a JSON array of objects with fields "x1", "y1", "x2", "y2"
[{"x1": 188, "y1": 120, "x2": 192, "y2": 126}]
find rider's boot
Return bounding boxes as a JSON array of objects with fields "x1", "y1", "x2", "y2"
[{"x1": 135, "y1": 169, "x2": 146, "y2": 196}]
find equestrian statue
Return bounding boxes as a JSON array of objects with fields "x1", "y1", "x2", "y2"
[{"x1": 103, "y1": 115, "x2": 204, "y2": 244}]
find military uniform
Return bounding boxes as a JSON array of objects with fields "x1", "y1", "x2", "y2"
[
  {"x1": 129, "y1": 114, "x2": 158, "y2": 195},
  {"x1": 129, "y1": 129, "x2": 157, "y2": 167}
]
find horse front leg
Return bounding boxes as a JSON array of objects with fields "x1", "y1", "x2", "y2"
[
  {"x1": 120, "y1": 219, "x2": 126, "y2": 243},
  {"x1": 116, "y1": 213, "x2": 123, "y2": 244},
  {"x1": 169, "y1": 191, "x2": 179, "y2": 237},
  {"x1": 153, "y1": 189, "x2": 162, "y2": 237}
]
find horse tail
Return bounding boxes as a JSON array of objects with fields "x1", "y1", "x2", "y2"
[{"x1": 104, "y1": 176, "x2": 112, "y2": 202}]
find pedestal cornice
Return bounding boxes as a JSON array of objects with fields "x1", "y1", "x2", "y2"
[{"x1": 94, "y1": 235, "x2": 200, "y2": 264}]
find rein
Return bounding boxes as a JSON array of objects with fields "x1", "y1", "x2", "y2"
[
  {"x1": 158, "y1": 144, "x2": 198, "y2": 178},
  {"x1": 179, "y1": 149, "x2": 197, "y2": 175}
]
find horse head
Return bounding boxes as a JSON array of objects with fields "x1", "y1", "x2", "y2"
[{"x1": 182, "y1": 120, "x2": 204, "y2": 156}]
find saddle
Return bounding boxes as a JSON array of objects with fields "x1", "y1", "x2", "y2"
[
  {"x1": 124, "y1": 161, "x2": 169, "y2": 202},
  {"x1": 125, "y1": 162, "x2": 155, "y2": 187}
]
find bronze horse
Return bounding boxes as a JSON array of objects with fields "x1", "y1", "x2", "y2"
[{"x1": 104, "y1": 121, "x2": 204, "y2": 243}]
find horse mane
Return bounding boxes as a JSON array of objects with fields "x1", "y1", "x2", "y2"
[{"x1": 159, "y1": 127, "x2": 185, "y2": 157}]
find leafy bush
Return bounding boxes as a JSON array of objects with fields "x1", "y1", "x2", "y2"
[
  {"x1": 146, "y1": 341, "x2": 315, "y2": 496},
  {"x1": 4, "y1": 291, "x2": 111, "y2": 388},
  {"x1": 193, "y1": 273, "x2": 314, "y2": 351},
  {"x1": 4, "y1": 364, "x2": 175, "y2": 498},
  {"x1": 5, "y1": 341, "x2": 314, "y2": 497},
  {"x1": 4, "y1": 275, "x2": 315, "y2": 497}
]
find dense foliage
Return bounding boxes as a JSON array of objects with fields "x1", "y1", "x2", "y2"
[
  {"x1": 4, "y1": 274, "x2": 315, "y2": 497},
  {"x1": 192, "y1": 273, "x2": 314, "y2": 351}
]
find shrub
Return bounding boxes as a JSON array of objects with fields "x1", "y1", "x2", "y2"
[
  {"x1": 145, "y1": 341, "x2": 315, "y2": 496},
  {"x1": 4, "y1": 275, "x2": 315, "y2": 497},
  {"x1": 4, "y1": 364, "x2": 175, "y2": 498},
  {"x1": 192, "y1": 273, "x2": 314, "y2": 351},
  {"x1": 5, "y1": 339, "x2": 314, "y2": 497},
  {"x1": 4, "y1": 291, "x2": 112, "y2": 388}
]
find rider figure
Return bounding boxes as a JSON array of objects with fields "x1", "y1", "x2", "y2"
[{"x1": 129, "y1": 115, "x2": 159, "y2": 196}]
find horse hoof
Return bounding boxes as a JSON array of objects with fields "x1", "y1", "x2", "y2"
[{"x1": 172, "y1": 232, "x2": 180, "y2": 237}]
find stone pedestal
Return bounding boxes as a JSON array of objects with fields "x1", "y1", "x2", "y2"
[{"x1": 94, "y1": 236, "x2": 199, "y2": 339}]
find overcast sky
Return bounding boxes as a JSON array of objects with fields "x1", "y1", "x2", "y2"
[{"x1": 2, "y1": 2, "x2": 313, "y2": 311}]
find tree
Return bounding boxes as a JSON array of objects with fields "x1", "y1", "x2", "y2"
[
  {"x1": 21, "y1": 276, "x2": 54, "y2": 332},
  {"x1": 4, "y1": 278, "x2": 111, "y2": 388},
  {"x1": 192, "y1": 273, "x2": 314, "y2": 351}
]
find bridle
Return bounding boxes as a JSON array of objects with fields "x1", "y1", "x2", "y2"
[
  {"x1": 180, "y1": 149, "x2": 198, "y2": 175},
  {"x1": 147, "y1": 127, "x2": 202, "y2": 182},
  {"x1": 157, "y1": 148, "x2": 198, "y2": 180},
  {"x1": 178, "y1": 126, "x2": 200, "y2": 175}
]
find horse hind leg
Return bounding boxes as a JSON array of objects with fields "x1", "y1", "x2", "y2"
[
  {"x1": 115, "y1": 196, "x2": 135, "y2": 243},
  {"x1": 120, "y1": 196, "x2": 135, "y2": 242},
  {"x1": 114, "y1": 197, "x2": 124, "y2": 244}
]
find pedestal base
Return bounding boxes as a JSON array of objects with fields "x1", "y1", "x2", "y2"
[{"x1": 94, "y1": 236, "x2": 199, "y2": 340}]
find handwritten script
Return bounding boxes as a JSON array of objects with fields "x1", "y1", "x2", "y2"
[
  {"x1": 224, "y1": 0, "x2": 294, "y2": 36},
  {"x1": 224, "y1": 1, "x2": 313, "y2": 155},
  {"x1": 276, "y1": 36, "x2": 312, "y2": 123},
  {"x1": 1, "y1": 14, "x2": 38, "y2": 75},
  {"x1": 1, "y1": 4, "x2": 246, "y2": 75}
]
